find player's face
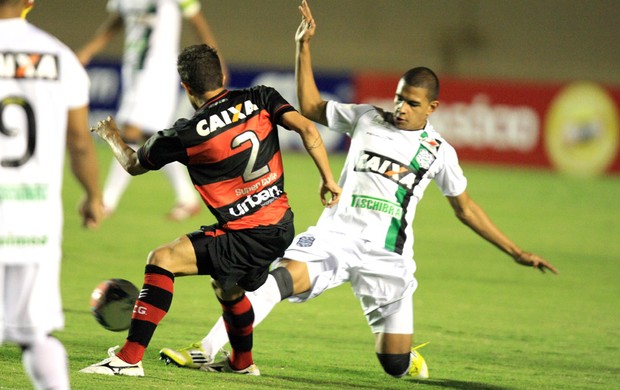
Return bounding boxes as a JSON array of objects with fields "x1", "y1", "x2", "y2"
[{"x1": 393, "y1": 79, "x2": 438, "y2": 130}]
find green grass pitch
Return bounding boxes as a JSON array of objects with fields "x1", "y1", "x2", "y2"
[{"x1": 1, "y1": 144, "x2": 619, "y2": 389}]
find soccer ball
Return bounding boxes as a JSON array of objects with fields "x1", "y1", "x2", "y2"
[{"x1": 89, "y1": 278, "x2": 139, "y2": 332}]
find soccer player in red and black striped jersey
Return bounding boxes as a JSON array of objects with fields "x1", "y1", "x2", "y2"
[{"x1": 80, "y1": 43, "x2": 341, "y2": 377}]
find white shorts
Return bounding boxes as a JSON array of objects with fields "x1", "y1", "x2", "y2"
[
  {"x1": 279, "y1": 227, "x2": 417, "y2": 334},
  {"x1": 117, "y1": 65, "x2": 181, "y2": 133},
  {"x1": 0, "y1": 262, "x2": 64, "y2": 345}
]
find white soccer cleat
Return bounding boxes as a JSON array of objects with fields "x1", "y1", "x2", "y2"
[
  {"x1": 79, "y1": 346, "x2": 144, "y2": 377},
  {"x1": 409, "y1": 342, "x2": 430, "y2": 379},
  {"x1": 200, "y1": 358, "x2": 260, "y2": 376},
  {"x1": 159, "y1": 342, "x2": 214, "y2": 369}
]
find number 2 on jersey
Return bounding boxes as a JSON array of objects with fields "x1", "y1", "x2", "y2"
[{"x1": 232, "y1": 130, "x2": 269, "y2": 182}]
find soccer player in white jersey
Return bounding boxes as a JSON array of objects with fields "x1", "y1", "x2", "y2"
[
  {"x1": 77, "y1": 0, "x2": 228, "y2": 221},
  {"x1": 0, "y1": 1, "x2": 103, "y2": 389},
  {"x1": 159, "y1": 0, "x2": 559, "y2": 379}
]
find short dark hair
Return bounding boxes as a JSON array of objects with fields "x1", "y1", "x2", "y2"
[
  {"x1": 401, "y1": 67, "x2": 440, "y2": 101},
  {"x1": 177, "y1": 44, "x2": 223, "y2": 95}
]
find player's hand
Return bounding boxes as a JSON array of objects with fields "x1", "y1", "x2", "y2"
[
  {"x1": 90, "y1": 116, "x2": 120, "y2": 140},
  {"x1": 320, "y1": 179, "x2": 341, "y2": 208},
  {"x1": 295, "y1": 0, "x2": 316, "y2": 44},
  {"x1": 514, "y1": 252, "x2": 559, "y2": 274},
  {"x1": 79, "y1": 196, "x2": 104, "y2": 229}
]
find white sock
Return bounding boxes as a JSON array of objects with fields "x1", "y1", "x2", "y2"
[
  {"x1": 201, "y1": 274, "x2": 282, "y2": 359},
  {"x1": 162, "y1": 162, "x2": 197, "y2": 205},
  {"x1": 102, "y1": 156, "x2": 133, "y2": 211},
  {"x1": 22, "y1": 336, "x2": 69, "y2": 390}
]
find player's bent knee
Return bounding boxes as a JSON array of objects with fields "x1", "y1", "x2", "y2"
[
  {"x1": 277, "y1": 259, "x2": 311, "y2": 295},
  {"x1": 376, "y1": 353, "x2": 410, "y2": 378},
  {"x1": 146, "y1": 246, "x2": 179, "y2": 271},
  {"x1": 270, "y1": 266, "x2": 294, "y2": 299},
  {"x1": 210, "y1": 279, "x2": 222, "y2": 295},
  {"x1": 146, "y1": 247, "x2": 167, "y2": 266},
  {"x1": 211, "y1": 280, "x2": 244, "y2": 301}
]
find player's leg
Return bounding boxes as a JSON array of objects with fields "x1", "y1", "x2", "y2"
[
  {"x1": 202, "y1": 282, "x2": 260, "y2": 375},
  {"x1": 215, "y1": 263, "x2": 297, "y2": 346},
  {"x1": 355, "y1": 248, "x2": 428, "y2": 379},
  {"x1": 373, "y1": 309, "x2": 429, "y2": 379},
  {"x1": 130, "y1": 69, "x2": 199, "y2": 221},
  {"x1": 102, "y1": 158, "x2": 132, "y2": 214},
  {"x1": 277, "y1": 258, "x2": 311, "y2": 294},
  {"x1": 161, "y1": 162, "x2": 201, "y2": 221},
  {"x1": 3, "y1": 264, "x2": 70, "y2": 389},
  {"x1": 198, "y1": 260, "x2": 306, "y2": 375},
  {"x1": 81, "y1": 234, "x2": 198, "y2": 376},
  {"x1": 22, "y1": 336, "x2": 70, "y2": 390},
  {"x1": 119, "y1": 235, "x2": 199, "y2": 360},
  {"x1": 369, "y1": 294, "x2": 417, "y2": 378},
  {"x1": 101, "y1": 123, "x2": 143, "y2": 215},
  {"x1": 375, "y1": 337, "x2": 428, "y2": 379},
  {"x1": 160, "y1": 227, "x2": 342, "y2": 369},
  {"x1": 159, "y1": 266, "x2": 295, "y2": 368}
]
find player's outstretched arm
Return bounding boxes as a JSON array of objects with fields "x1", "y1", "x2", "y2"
[
  {"x1": 76, "y1": 13, "x2": 123, "y2": 66},
  {"x1": 281, "y1": 111, "x2": 341, "y2": 207},
  {"x1": 513, "y1": 251, "x2": 558, "y2": 274},
  {"x1": 295, "y1": 0, "x2": 328, "y2": 126},
  {"x1": 91, "y1": 116, "x2": 148, "y2": 176},
  {"x1": 67, "y1": 105, "x2": 103, "y2": 229},
  {"x1": 447, "y1": 191, "x2": 559, "y2": 274}
]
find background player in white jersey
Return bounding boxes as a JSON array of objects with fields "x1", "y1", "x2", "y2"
[
  {"x1": 77, "y1": 0, "x2": 228, "y2": 221},
  {"x1": 0, "y1": 1, "x2": 103, "y2": 388},
  {"x1": 159, "y1": 0, "x2": 559, "y2": 380}
]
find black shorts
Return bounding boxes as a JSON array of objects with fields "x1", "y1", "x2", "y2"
[{"x1": 188, "y1": 210, "x2": 294, "y2": 292}]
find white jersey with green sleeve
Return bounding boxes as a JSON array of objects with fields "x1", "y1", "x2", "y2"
[
  {"x1": 107, "y1": 0, "x2": 200, "y2": 72},
  {"x1": 0, "y1": 18, "x2": 90, "y2": 264},
  {"x1": 106, "y1": 0, "x2": 201, "y2": 130},
  {"x1": 317, "y1": 101, "x2": 468, "y2": 259}
]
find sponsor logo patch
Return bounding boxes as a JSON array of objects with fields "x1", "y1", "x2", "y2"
[
  {"x1": 296, "y1": 235, "x2": 315, "y2": 247},
  {"x1": 195, "y1": 100, "x2": 259, "y2": 136},
  {"x1": 355, "y1": 151, "x2": 417, "y2": 191},
  {"x1": 351, "y1": 195, "x2": 403, "y2": 218},
  {"x1": 228, "y1": 184, "x2": 283, "y2": 217},
  {"x1": 0, "y1": 52, "x2": 59, "y2": 80}
]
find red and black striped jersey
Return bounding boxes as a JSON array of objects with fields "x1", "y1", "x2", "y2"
[{"x1": 138, "y1": 86, "x2": 296, "y2": 230}]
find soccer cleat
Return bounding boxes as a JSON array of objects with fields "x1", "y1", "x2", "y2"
[
  {"x1": 167, "y1": 202, "x2": 200, "y2": 221},
  {"x1": 159, "y1": 343, "x2": 212, "y2": 369},
  {"x1": 79, "y1": 346, "x2": 144, "y2": 377},
  {"x1": 409, "y1": 342, "x2": 430, "y2": 379},
  {"x1": 200, "y1": 358, "x2": 260, "y2": 376}
]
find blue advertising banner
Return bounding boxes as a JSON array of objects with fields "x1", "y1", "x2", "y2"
[{"x1": 85, "y1": 61, "x2": 352, "y2": 152}]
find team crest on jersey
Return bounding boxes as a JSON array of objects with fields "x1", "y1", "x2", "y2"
[
  {"x1": 0, "y1": 52, "x2": 59, "y2": 80},
  {"x1": 416, "y1": 135, "x2": 441, "y2": 170},
  {"x1": 355, "y1": 151, "x2": 418, "y2": 192},
  {"x1": 295, "y1": 235, "x2": 315, "y2": 247},
  {"x1": 195, "y1": 100, "x2": 259, "y2": 137},
  {"x1": 415, "y1": 148, "x2": 434, "y2": 170},
  {"x1": 420, "y1": 134, "x2": 440, "y2": 155}
]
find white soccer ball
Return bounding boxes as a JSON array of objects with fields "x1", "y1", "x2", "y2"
[{"x1": 89, "y1": 278, "x2": 139, "y2": 332}]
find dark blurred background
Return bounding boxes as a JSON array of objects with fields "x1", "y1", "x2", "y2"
[{"x1": 29, "y1": 0, "x2": 620, "y2": 85}]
